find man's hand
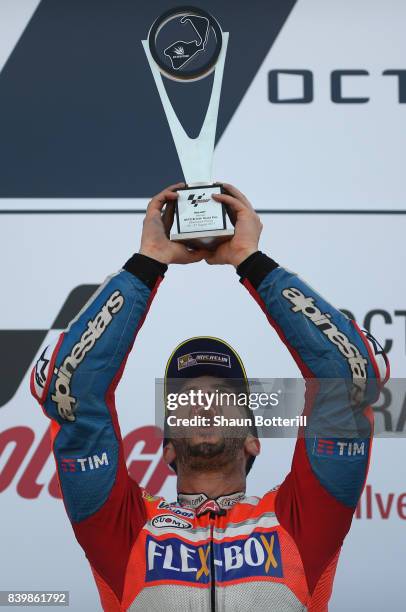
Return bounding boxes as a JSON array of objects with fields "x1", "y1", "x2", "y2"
[
  {"x1": 205, "y1": 183, "x2": 263, "y2": 267},
  {"x1": 139, "y1": 183, "x2": 209, "y2": 265}
]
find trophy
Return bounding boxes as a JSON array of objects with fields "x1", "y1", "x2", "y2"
[{"x1": 142, "y1": 6, "x2": 234, "y2": 248}]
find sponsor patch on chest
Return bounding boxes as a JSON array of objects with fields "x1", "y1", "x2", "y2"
[
  {"x1": 151, "y1": 515, "x2": 193, "y2": 530},
  {"x1": 145, "y1": 531, "x2": 283, "y2": 584},
  {"x1": 157, "y1": 501, "x2": 195, "y2": 519}
]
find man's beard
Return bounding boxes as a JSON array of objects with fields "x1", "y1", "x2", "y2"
[{"x1": 172, "y1": 436, "x2": 245, "y2": 473}]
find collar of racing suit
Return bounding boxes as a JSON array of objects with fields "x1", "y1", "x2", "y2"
[{"x1": 177, "y1": 491, "x2": 246, "y2": 517}]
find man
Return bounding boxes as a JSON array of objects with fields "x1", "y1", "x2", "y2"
[{"x1": 31, "y1": 183, "x2": 388, "y2": 611}]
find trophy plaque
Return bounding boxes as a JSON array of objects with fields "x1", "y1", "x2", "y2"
[{"x1": 143, "y1": 6, "x2": 234, "y2": 248}]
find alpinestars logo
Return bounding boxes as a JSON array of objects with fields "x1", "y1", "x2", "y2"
[
  {"x1": 51, "y1": 291, "x2": 124, "y2": 421},
  {"x1": 188, "y1": 193, "x2": 210, "y2": 206},
  {"x1": 282, "y1": 287, "x2": 368, "y2": 381}
]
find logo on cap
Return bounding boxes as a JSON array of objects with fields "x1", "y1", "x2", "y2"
[{"x1": 177, "y1": 352, "x2": 231, "y2": 371}]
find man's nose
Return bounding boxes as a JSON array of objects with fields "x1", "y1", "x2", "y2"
[{"x1": 190, "y1": 403, "x2": 218, "y2": 417}]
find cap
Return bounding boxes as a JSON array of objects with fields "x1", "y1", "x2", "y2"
[
  {"x1": 165, "y1": 336, "x2": 248, "y2": 382},
  {"x1": 163, "y1": 336, "x2": 257, "y2": 474}
]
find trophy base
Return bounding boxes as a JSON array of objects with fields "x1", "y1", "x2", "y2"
[
  {"x1": 171, "y1": 228, "x2": 235, "y2": 250},
  {"x1": 170, "y1": 184, "x2": 234, "y2": 250}
]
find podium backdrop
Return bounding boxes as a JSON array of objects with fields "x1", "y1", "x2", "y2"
[{"x1": 1, "y1": 1, "x2": 405, "y2": 610}]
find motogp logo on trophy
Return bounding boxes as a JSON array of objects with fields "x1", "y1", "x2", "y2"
[{"x1": 188, "y1": 193, "x2": 210, "y2": 206}]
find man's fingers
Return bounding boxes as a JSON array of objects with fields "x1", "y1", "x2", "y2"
[
  {"x1": 147, "y1": 190, "x2": 178, "y2": 214},
  {"x1": 212, "y1": 192, "x2": 247, "y2": 214},
  {"x1": 204, "y1": 253, "x2": 217, "y2": 265},
  {"x1": 167, "y1": 181, "x2": 186, "y2": 191},
  {"x1": 183, "y1": 247, "x2": 211, "y2": 262},
  {"x1": 220, "y1": 183, "x2": 253, "y2": 210},
  {"x1": 146, "y1": 183, "x2": 185, "y2": 215},
  {"x1": 174, "y1": 245, "x2": 211, "y2": 263},
  {"x1": 162, "y1": 202, "x2": 175, "y2": 235},
  {"x1": 204, "y1": 252, "x2": 225, "y2": 266},
  {"x1": 188, "y1": 249, "x2": 210, "y2": 262}
]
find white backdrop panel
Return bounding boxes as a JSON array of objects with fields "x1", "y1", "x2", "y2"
[{"x1": 0, "y1": 211, "x2": 404, "y2": 610}]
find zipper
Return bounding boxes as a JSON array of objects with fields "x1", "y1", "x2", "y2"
[{"x1": 209, "y1": 513, "x2": 216, "y2": 612}]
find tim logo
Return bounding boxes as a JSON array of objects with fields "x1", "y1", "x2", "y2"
[
  {"x1": 146, "y1": 531, "x2": 283, "y2": 584},
  {"x1": 315, "y1": 439, "x2": 335, "y2": 455},
  {"x1": 60, "y1": 452, "x2": 109, "y2": 473},
  {"x1": 313, "y1": 438, "x2": 368, "y2": 458},
  {"x1": 188, "y1": 193, "x2": 210, "y2": 206}
]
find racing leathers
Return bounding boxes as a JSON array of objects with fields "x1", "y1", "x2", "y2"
[{"x1": 31, "y1": 252, "x2": 389, "y2": 611}]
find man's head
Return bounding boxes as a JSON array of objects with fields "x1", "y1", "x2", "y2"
[{"x1": 163, "y1": 338, "x2": 260, "y2": 479}]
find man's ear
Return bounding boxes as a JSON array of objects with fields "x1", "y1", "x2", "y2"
[
  {"x1": 163, "y1": 441, "x2": 176, "y2": 466},
  {"x1": 244, "y1": 435, "x2": 261, "y2": 459}
]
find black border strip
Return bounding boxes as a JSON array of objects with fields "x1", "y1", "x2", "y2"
[{"x1": 0, "y1": 209, "x2": 404, "y2": 215}]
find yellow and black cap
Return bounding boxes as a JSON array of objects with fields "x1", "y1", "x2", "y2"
[
  {"x1": 163, "y1": 336, "x2": 257, "y2": 473},
  {"x1": 165, "y1": 336, "x2": 248, "y2": 383}
]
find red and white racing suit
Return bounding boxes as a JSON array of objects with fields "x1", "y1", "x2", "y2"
[{"x1": 31, "y1": 252, "x2": 389, "y2": 611}]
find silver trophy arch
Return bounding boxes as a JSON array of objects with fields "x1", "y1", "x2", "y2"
[
  {"x1": 141, "y1": 32, "x2": 228, "y2": 186},
  {"x1": 142, "y1": 11, "x2": 234, "y2": 248}
]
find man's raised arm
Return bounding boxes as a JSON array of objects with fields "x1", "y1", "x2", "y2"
[
  {"x1": 207, "y1": 183, "x2": 389, "y2": 599},
  {"x1": 30, "y1": 183, "x2": 208, "y2": 605}
]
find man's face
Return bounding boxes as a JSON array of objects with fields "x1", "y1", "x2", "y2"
[{"x1": 166, "y1": 376, "x2": 254, "y2": 472}]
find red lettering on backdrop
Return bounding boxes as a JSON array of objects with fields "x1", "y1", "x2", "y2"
[
  {"x1": 48, "y1": 471, "x2": 61, "y2": 498},
  {"x1": 1, "y1": 425, "x2": 174, "y2": 499},
  {"x1": 366, "y1": 484, "x2": 372, "y2": 518},
  {"x1": 123, "y1": 425, "x2": 174, "y2": 494},
  {"x1": 356, "y1": 485, "x2": 406, "y2": 520},
  {"x1": 17, "y1": 426, "x2": 53, "y2": 499},
  {"x1": 375, "y1": 492, "x2": 394, "y2": 519},
  {"x1": 4, "y1": 425, "x2": 403, "y2": 513},
  {"x1": 397, "y1": 494, "x2": 406, "y2": 519},
  {"x1": 0, "y1": 427, "x2": 34, "y2": 492}
]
